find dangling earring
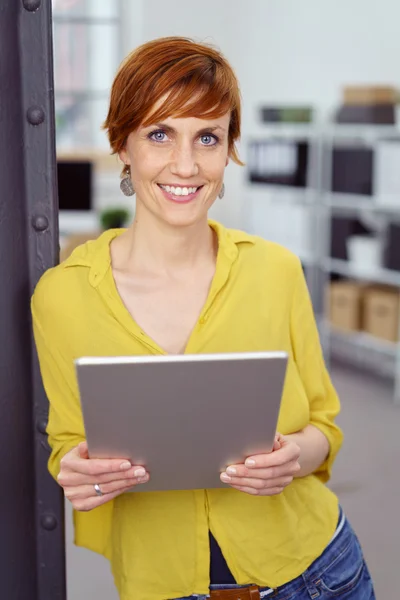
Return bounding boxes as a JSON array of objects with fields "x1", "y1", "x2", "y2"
[
  {"x1": 120, "y1": 165, "x2": 135, "y2": 196},
  {"x1": 218, "y1": 183, "x2": 225, "y2": 199}
]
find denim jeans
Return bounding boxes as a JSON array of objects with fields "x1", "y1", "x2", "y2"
[{"x1": 175, "y1": 510, "x2": 376, "y2": 599}]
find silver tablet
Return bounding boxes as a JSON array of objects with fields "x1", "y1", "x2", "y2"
[{"x1": 75, "y1": 352, "x2": 288, "y2": 492}]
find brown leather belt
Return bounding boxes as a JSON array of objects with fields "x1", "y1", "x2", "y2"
[{"x1": 209, "y1": 585, "x2": 261, "y2": 599}]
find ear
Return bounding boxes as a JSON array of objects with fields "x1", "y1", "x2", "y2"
[{"x1": 119, "y1": 148, "x2": 130, "y2": 166}]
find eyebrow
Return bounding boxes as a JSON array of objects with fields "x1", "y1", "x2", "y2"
[{"x1": 149, "y1": 122, "x2": 227, "y2": 135}]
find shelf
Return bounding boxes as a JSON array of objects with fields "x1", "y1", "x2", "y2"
[
  {"x1": 250, "y1": 123, "x2": 319, "y2": 139},
  {"x1": 323, "y1": 193, "x2": 400, "y2": 215},
  {"x1": 319, "y1": 320, "x2": 397, "y2": 379},
  {"x1": 325, "y1": 124, "x2": 400, "y2": 139},
  {"x1": 247, "y1": 182, "x2": 312, "y2": 197},
  {"x1": 321, "y1": 320, "x2": 397, "y2": 354},
  {"x1": 323, "y1": 258, "x2": 400, "y2": 287}
]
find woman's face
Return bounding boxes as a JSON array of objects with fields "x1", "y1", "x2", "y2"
[{"x1": 120, "y1": 107, "x2": 230, "y2": 228}]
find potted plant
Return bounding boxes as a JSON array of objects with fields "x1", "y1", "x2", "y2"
[{"x1": 100, "y1": 207, "x2": 131, "y2": 230}]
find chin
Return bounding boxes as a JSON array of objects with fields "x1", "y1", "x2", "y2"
[
  {"x1": 162, "y1": 214, "x2": 207, "y2": 228},
  {"x1": 159, "y1": 207, "x2": 208, "y2": 229}
]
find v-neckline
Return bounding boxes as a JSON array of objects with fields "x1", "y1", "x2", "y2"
[{"x1": 94, "y1": 222, "x2": 238, "y2": 355}]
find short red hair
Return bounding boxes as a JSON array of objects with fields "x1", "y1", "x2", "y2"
[{"x1": 103, "y1": 36, "x2": 243, "y2": 166}]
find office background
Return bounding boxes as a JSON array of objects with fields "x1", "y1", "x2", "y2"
[{"x1": 52, "y1": 2, "x2": 400, "y2": 598}]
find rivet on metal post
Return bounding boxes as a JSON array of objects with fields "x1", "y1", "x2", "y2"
[
  {"x1": 40, "y1": 514, "x2": 58, "y2": 531},
  {"x1": 27, "y1": 106, "x2": 45, "y2": 125},
  {"x1": 23, "y1": 0, "x2": 42, "y2": 12},
  {"x1": 36, "y1": 418, "x2": 48, "y2": 434},
  {"x1": 32, "y1": 215, "x2": 49, "y2": 231}
]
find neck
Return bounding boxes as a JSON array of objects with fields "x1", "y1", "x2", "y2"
[{"x1": 121, "y1": 208, "x2": 216, "y2": 274}]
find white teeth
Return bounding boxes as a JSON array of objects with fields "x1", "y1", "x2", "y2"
[{"x1": 159, "y1": 184, "x2": 199, "y2": 196}]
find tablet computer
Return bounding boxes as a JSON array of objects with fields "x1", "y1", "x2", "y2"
[{"x1": 75, "y1": 351, "x2": 288, "y2": 492}]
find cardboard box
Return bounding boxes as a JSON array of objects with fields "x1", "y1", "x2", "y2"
[
  {"x1": 363, "y1": 287, "x2": 400, "y2": 342},
  {"x1": 335, "y1": 104, "x2": 395, "y2": 125},
  {"x1": 343, "y1": 86, "x2": 398, "y2": 105},
  {"x1": 327, "y1": 281, "x2": 363, "y2": 332}
]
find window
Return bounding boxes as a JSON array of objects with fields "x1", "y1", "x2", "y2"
[{"x1": 52, "y1": 0, "x2": 123, "y2": 150}]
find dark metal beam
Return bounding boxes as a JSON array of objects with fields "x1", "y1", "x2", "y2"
[{"x1": 0, "y1": 0, "x2": 65, "y2": 598}]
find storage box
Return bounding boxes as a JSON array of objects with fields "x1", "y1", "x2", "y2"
[
  {"x1": 374, "y1": 140, "x2": 400, "y2": 207},
  {"x1": 363, "y1": 287, "x2": 400, "y2": 342},
  {"x1": 347, "y1": 235, "x2": 383, "y2": 272},
  {"x1": 330, "y1": 217, "x2": 372, "y2": 260},
  {"x1": 335, "y1": 104, "x2": 395, "y2": 125},
  {"x1": 384, "y1": 223, "x2": 400, "y2": 272},
  {"x1": 331, "y1": 146, "x2": 373, "y2": 195},
  {"x1": 327, "y1": 281, "x2": 364, "y2": 332},
  {"x1": 342, "y1": 86, "x2": 398, "y2": 105}
]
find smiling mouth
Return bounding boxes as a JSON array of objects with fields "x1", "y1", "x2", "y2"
[{"x1": 158, "y1": 184, "x2": 202, "y2": 197}]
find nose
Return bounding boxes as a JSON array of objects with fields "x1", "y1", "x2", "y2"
[{"x1": 169, "y1": 141, "x2": 199, "y2": 178}]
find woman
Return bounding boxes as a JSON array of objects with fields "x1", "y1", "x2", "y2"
[{"x1": 31, "y1": 37, "x2": 375, "y2": 600}]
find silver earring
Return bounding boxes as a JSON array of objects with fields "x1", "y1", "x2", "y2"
[
  {"x1": 218, "y1": 183, "x2": 225, "y2": 199},
  {"x1": 120, "y1": 166, "x2": 135, "y2": 196}
]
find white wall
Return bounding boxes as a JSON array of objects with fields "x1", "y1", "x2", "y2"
[{"x1": 238, "y1": 0, "x2": 400, "y2": 128}]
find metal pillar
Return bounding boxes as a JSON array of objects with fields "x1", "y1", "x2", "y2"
[{"x1": 0, "y1": 1, "x2": 66, "y2": 598}]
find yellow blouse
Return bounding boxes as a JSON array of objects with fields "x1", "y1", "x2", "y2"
[{"x1": 31, "y1": 220, "x2": 343, "y2": 600}]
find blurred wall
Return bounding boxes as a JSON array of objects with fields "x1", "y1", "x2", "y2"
[
  {"x1": 237, "y1": 0, "x2": 400, "y2": 129},
  {"x1": 118, "y1": 0, "x2": 400, "y2": 229}
]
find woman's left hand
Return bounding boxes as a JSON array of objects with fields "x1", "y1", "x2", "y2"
[{"x1": 220, "y1": 433, "x2": 301, "y2": 496}]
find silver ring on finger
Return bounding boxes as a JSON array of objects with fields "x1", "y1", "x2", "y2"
[{"x1": 94, "y1": 483, "x2": 103, "y2": 497}]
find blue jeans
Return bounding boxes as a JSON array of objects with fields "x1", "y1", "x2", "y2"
[{"x1": 175, "y1": 511, "x2": 375, "y2": 599}]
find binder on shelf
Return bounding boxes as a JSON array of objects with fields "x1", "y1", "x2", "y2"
[
  {"x1": 248, "y1": 140, "x2": 309, "y2": 188},
  {"x1": 260, "y1": 106, "x2": 314, "y2": 124},
  {"x1": 331, "y1": 146, "x2": 374, "y2": 196},
  {"x1": 374, "y1": 140, "x2": 400, "y2": 207},
  {"x1": 384, "y1": 224, "x2": 400, "y2": 272}
]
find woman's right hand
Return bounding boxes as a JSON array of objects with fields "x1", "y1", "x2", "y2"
[{"x1": 57, "y1": 441, "x2": 149, "y2": 511}]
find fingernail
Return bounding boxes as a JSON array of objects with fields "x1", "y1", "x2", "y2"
[
  {"x1": 138, "y1": 474, "x2": 149, "y2": 483},
  {"x1": 220, "y1": 473, "x2": 231, "y2": 482},
  {"x1": 226, "y1": 467, "x2": 237, "y2": 475},
  {"x1": 134, "y1": 467, "x2": 146, "y2": 477},
  {"x1": 120, "y1": 461, "x2": 132, "y2": 470},
  {"x1": 245, "y1": 458, "x2": 256, "y2": 467}
]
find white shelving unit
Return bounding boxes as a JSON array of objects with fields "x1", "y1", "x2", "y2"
[
  {"x1": 244, "y1": 123, "x2": 322, "y2": 305},
  {"x1": 319, "y1": 319, "x2": 397, "y2": 379},
  {"x1": 323, "y1": 258, "x2": 400, "y2": 287},
  {"x1": 247, "y1": 122, "x2": 400, "y2": 403}
]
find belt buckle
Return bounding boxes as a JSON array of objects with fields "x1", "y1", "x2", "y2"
[{"x1": 210, "y1": 585, "x2": 261, "y2": 599}]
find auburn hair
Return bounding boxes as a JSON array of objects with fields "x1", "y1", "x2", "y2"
[{"x1": 103, "y1": 36, "x2": 243, "y2": 168}]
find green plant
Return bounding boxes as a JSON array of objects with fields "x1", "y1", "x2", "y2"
[{"x1": 100, "y1": 207, "x2": 131, "y2": 230}]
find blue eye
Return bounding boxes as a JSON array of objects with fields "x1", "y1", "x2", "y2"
[
  {"x1": 149, "y1": 130, "x2": 167, "y2": 142},
  {"x1": 200, "y1": 134, "x2": 217, "y2": 146}
]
